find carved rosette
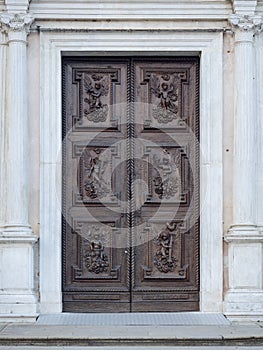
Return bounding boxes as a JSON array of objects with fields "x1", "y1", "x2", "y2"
[{"x1": 0, "y1": 13, "x2": 34, "y2": 34}]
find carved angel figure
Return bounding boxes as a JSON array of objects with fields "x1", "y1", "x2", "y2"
[
  {"x1": 150, "y1": 73, "x2": 179, "y2": 123},
  {"x1": 151, "y1": 74, "x2": 178, "y2": 112},
  {"x1": 83, "y1": 74, "x2": 110, "y2": 122}
]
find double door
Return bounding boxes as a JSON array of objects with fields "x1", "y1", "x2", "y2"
[{"x1": 62, "y1": 57, "x2": 200, "y2": 312}]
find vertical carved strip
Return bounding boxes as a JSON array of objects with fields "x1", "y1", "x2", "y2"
[
  {"x1": 127, "y1": 60, "x2": 136, "y2": 294},
  {"x1": 62, "y1": 61, "x2": 68, "y2": 289},
  {"x1": 194, "y1": 59, "x2": 200, "y2": 287},
  {"x1": 126, "y1": 60, "x2": 131, "y2": 292}
]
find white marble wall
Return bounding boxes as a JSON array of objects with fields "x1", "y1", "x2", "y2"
[{"x1": 0, "y1": 0, "x2": 262, "y2": 321}]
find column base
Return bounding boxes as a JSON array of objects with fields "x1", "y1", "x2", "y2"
[
  {"x1": 0, "y1": 294, "x2": 38, "y2": 323},
  {"x1": 0, "y1": 231, "x2": 38, "y2": 322},
  {"x1": 224, "y1": 291, "x2": 263, "y2": 321},
  {"x1": 224, "y1": 224, "x2": 263, "y2": 320}
]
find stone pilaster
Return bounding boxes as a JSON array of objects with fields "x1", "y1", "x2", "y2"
[
  {"x1": 255, "y1": 19, "x2": 263, "y2": 232},
  {"x1": 1, "y1": 13, "x2": 34, "y2": 234},
  {"x1": 0, "y1": 12, "x2": 38, "y2": 322},
  {"x1": 228, "y1": 14, "x2": 261, "y2": 233},
  {"x1": 224, "y1": 14, "x2": 263, "y2": 320},
  {"x1": 0, "y1": 27, "x2": 7, "y2": 229}
]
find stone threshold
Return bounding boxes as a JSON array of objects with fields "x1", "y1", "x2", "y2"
[{"x1": 36, "y1": 312, "x2": 230, "y2": 326}]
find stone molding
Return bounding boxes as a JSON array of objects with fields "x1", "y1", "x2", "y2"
[
  {"x1": 224, "y1": 232, "x2": 263, "y2": 243},
  {"x1": 232, "y1": 0, "x2": 257, "y2": 15},
  {"x1": 29, "y1": 0, "x2": 232, "y2": 21},
  {"x1": 0, "y1": 13, "x2": 34, "y2": 34}
]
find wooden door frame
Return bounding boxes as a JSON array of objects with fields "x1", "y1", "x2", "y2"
[{"x1": 39, "y1": 30, "x2": 223, "y2": 314}]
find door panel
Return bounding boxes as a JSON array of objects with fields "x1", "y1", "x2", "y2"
[
  {"x1": 62, "y1": 57, "x2": 199, "y2": 313},
  {"x1": 131, "y1": 59, "x2": 199, "y2": 311},
  {"x1": 62, "y1": 59, "x2": 131, "y2": 312}
]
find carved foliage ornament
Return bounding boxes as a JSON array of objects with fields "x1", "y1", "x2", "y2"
[
  {"x1": 0, "y1": 13, "x2": 34, "y2": 33},
  {"x1": 229, "y1": 14, "x2": 263, "y2": 33}
]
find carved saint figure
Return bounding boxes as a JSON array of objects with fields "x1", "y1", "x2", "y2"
[
  {"x1": 154, "y1": 222, "x2": 177, "y2": 273},
  {"x1": 153, "y1": 149, "x2": 180, "y2": 200},
  {"x1": 83, "y1": 74, "x2": 110, "y2": 122},
  {"x1": 85, "y1": 231, "x2": 109, "y2": 274},
  {"x1": 84, "y1": 148, "x2": 109, "y2": 199}
]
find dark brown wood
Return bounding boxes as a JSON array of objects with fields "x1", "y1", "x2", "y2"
[
  {"x1": 131, "y1": 59, "x2": 199, "y2": 312},
  {"x1": 62, "y1": 57, "x2": 199, "y2": 313}
]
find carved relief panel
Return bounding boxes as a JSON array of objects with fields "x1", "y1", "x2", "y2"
[
  {"x1": 71, "y1": 222, "x2": 120, "y2": 281},
  {"x1": 134, "y1": 60, "x2": 198, "y2": 132},
  {"x1": 141, "y1": 145, "x2": 190, "y2": 204},
  {"x1": 63, "y1": 60, "x2": 128, "y2": 132},
  {"x1": 140, "y1": 221, "x2": 188, "y2": 279}
]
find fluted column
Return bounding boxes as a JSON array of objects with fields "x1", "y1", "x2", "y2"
[
  {"x1": 256, "y1": 27, "x2": 263, "y2": 231},
  {"x1": 0, "y1": 28, "x2": 7, "y2": 229},
  {"x1": 229, "y1": 14, "x2": 262, "y2": 234},
  {"x1": 224, "y1": 14, "x2": 263, "y2": 319},
  {"x1": 0, "y1": 13, "x2": 34, "y2": 234}
]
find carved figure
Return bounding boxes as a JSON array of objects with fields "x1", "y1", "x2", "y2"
[
  {"x1": 83, "y1": 74, "x2": 110, "y2": 122},
  {"x1": 153, "y1": 150, "x2": 179, "y2": 199},
  {"x1": 84, "y1": 226, "x2": 109, "y2": 274},
  {"x1": 84, "y1": 149, "x2": 110, "y2": 199},
  {"x1": 151, "y1": 74, "x2": 179, "y2": 123},
  {"x1": 154, "y1": 222, "x2": 177, "y2": 273}
]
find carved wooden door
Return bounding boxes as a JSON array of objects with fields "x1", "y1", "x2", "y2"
[{"x1": 62, "y1": 57, "x2": 199, "y2": 312}]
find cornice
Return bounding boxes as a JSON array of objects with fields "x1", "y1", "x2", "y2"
[{"x1": 29, "y1": 0, "x2": 232, "y2": 21}]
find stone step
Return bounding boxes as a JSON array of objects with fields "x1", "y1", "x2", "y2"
[{"x1": 0, "y1": 324, "x2": 262, "y2": 347}]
